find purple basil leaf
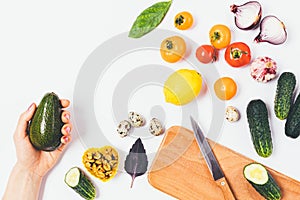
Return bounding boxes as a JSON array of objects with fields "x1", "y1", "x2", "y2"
[{"x1": 124, "y1": 138, "x2": 148, "y2": 188}]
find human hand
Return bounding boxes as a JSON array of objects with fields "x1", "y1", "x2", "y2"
[{"x1": 13, "y1": 99, "x2": 72, "y2": 177}]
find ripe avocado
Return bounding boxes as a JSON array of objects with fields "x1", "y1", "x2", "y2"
[{"x1": 29, "y1": 92, "x2": 64, "y2": 151}]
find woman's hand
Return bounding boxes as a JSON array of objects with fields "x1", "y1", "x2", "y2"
[
  {"x1": 3, "y1": 99, "x2": 72, "y2": 200},
  {"x1": 14, "y1": 100, "x2": 72, "y2": 177}
]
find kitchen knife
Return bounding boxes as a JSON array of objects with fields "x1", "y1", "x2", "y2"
[{"x1": 190, "y1": 116, "x2": 236, "y2": 200}]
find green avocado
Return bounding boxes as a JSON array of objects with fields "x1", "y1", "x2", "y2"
[{"x1": 29, "y1": 92, "x2": 63, "y2": 151}]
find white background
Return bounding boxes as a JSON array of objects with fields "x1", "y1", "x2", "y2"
[{"x1": 1, "y1": 0, "x2": 299, "y2": 199}]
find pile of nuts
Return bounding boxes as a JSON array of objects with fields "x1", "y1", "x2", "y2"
[
  {"x1": 82, "y1": 146, "x2": 119, "y2": 182},
  {"x1": 117, "y1": 111, "x2": 164, "y2": 137}
]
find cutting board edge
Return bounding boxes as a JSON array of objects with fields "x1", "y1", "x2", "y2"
[{"x1": 147, "y1": 173, "x2": 178, "y2": 199}]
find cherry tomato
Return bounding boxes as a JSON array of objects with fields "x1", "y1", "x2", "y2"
[
  {"x1": 225, "y1": 42, "x2": 251, "y2": 68},
  {"x1": 214, "y1": 77, "x2": 237, "y2": 100},
  {"x1": 174, "y1": 11, "x2": 193, "y2": 30},
  {"x1": 196, "y1": 45, "x2": 218, "y2": 64},
  {"x1": 160, "y1": 36, "x2": 186, "y2": 63},
  {"x1": 209, "y1": 24, "x2": 231, "y2": 49}
]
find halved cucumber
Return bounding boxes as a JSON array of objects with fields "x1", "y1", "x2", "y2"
[
  {"x1": 65, "y1": 167, "x2": 96, "y2": 200},
  {"x1": 244, "y1": 163, "x2": 281, "y2": 200}
]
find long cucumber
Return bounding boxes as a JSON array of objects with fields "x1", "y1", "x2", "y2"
[
  {"x1": 246, "y1": 99, "x2": 273, "y2": 158},
  {"x1": 274, "y1": 72, "x2": 296, "y2": 120},
  {"x1": 285, "y1": 93, "x2": 300, "y2": 138}
]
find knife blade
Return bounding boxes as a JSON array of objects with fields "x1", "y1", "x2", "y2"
[{"x1": 190, "y1": 116, "x2": 236, "y2": 200}]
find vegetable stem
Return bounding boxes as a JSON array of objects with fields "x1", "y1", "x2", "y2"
[
  {"x1": 211, "y1": 32, "x2": 220, "y2": 42},
  {"x1": 130, "y1": 176, "x2": 135, "y2": 188},
  {"x1": 175, "y1": 15, "x2": 184, "y2": 26},
  {"x1": 230, "y1": 47, "x2": 248, "y2": 59},
  {"x1": 166, "y1": 40, "x2": 173, "y2": 50}
]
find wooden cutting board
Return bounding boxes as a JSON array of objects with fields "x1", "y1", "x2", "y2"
[{"x1": 148, "y1": 126, "x2": 300, "y2": 200}]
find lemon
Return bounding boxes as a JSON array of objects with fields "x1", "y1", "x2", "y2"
[{"x1": 163, "y1": 69, "x2": 202, "y2": 105}]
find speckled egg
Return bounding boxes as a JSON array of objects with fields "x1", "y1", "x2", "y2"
[
  {"x1": 117, "y1": 120, "x2": 131, "y2": 137},
  {"x1": 225, "y1": 106, "x2": 240, "y2": 122},
  {"x1": 128, "y1": 112, "x2": 145, "y2": 127}
]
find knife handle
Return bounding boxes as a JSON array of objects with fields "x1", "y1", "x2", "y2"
[{"x1": 216, "y1": 177, "x2": 236, "y2": 200}]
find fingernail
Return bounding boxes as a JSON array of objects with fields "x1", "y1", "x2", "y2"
[
  {"x1": 62, "y1": 136, "x2": 69, "y2": 143},
  {"x1": 65, "y1": 126, "x2": 71, "y2": 134},
  {"x1": 27, "y1": 103, "x2": 34, "y2": 112},
  {"x1": 64, "y1": 113, "x2": 70, "y2": 120}
]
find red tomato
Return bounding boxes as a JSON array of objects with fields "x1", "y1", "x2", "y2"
[
  {"x1": 196, "y1": 45, "x2": 218, "y2": 64},
  {"x1": 225, "y1": 42, "x2": 251, "y2": 67}
]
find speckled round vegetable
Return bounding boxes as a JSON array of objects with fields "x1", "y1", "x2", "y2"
[{"x1": 250, "y1": 57, "x2": 277, "y2": 83}]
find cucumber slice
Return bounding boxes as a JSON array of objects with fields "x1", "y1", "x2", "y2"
[
  {"x1": 244, "y1": 163, "x2": 268, "y2": 185},
  {"x1": 65, "y1": 167, "x2": 81, "y2": 187},
  {"x1": 65, "y1": 167, "x2": 96, "y2": 200},
  {"x1": 244, "y1": 163, "x2": 281, "y2": 200}
]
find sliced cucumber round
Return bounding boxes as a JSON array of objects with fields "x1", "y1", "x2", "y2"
[
  {"x1": 65, "y1": 167, "x2": 81, "y2": 187},
  {"x1": 65, "y1": 167, "x2": 96, "y2": 200},
  {"x1": 244, "y1": 163, "x2": 268, "y2": 185}
]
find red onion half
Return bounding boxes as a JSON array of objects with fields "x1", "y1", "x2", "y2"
[
  {"x1": 254, "y1": 15, "x2": 287, "y2": 45},
  {"x1": 230, "y1": 1, "x2": 262, "y2": 30}
]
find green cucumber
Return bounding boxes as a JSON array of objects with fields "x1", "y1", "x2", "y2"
[
  {"x1": 274, "y1": 72, "x2": 296, "y2": 120},
  {"x1": 285, "y1": 92, "x2": 300, "y2": 138},
  {"x1": 65, "y1": 167, "x2": 96, "y2": 200},
  {"x1": 246, "y1": 99, "x2": 273, "y2": 158},
  {"x1": 29, "y1": 92, "x2": 64, "y2": 151},
  {"x1": 244, "y1": 163, "x2": 281, "y2": 200}
]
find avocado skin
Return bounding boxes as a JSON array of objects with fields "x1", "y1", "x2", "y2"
[{"x1": 29, "y1": 92, "x2": 63, "y2": 151}]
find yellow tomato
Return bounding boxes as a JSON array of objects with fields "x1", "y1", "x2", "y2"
[
  {"x1": 209, "y1": 24, "x2": 231, "y2": 49},
  {"x1": 174, "y1": 11, "x2": 194, "y2": 30},
  {"x1": 214, "y1": 77, "x2": 237, "y2": 100},
  {"x1": 160, "y1": 36, "x2": 186, "y2": 63}
]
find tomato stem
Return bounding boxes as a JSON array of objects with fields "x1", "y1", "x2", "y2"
[
  {"x1": 166, "y1": 40, "x2": 173, "y2": 50},
  {"x1": 212, "y1": 48, "x2": 218, "y2": 62},
  {"x1": 175, "y1": 15, "x2": 184, "y2": 26},
  {"x1": 211, "y1": 32, "x2": 221, "y2": 42},
  {"x1": 230, "y1": 47, "x2": 248, "y2": 59}
]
